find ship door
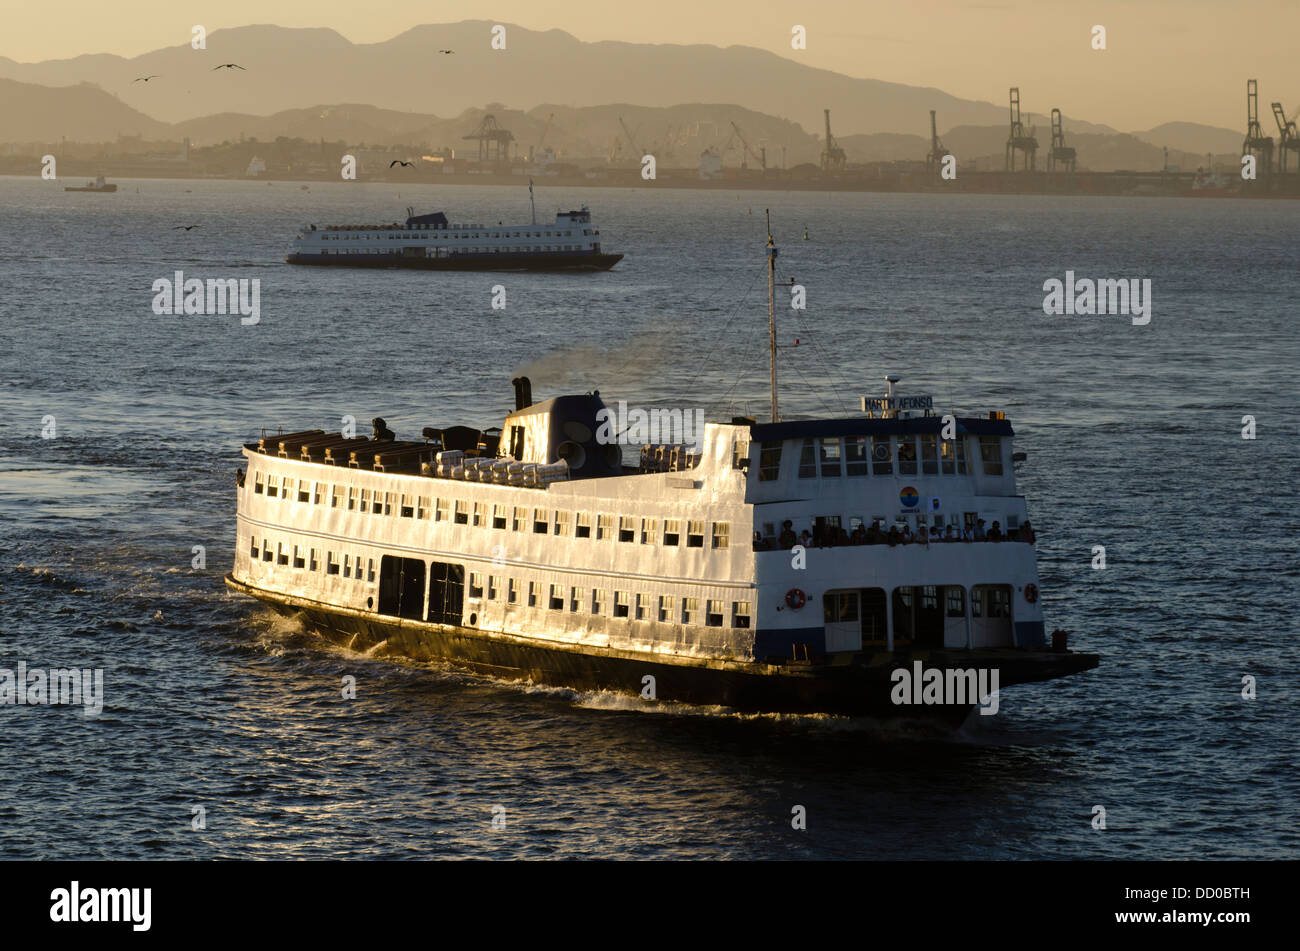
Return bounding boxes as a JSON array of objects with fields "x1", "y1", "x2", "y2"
[
  {"x1": 378, "y1": 556, "x2": 426, "y2": 621},
  {"x1": 427, "y1": 561, "x2": 465, "y2": 626},
  {"x1": 823, "y1": 590, "x2": 861, "y2": 653}
]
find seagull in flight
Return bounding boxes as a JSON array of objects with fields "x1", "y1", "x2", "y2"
[
  {"x1": 211, "y1": 63, "x2": 246, "y2": 70},
  {"x1": 390, "y1": 160, "x2": 414, "y2": 168},
  {"x1": 133, "y1": 75, "x2": 160, "y2": 83},
  {"x1": 172, "y1": 224, "x2": 201, "y2": 231},
  {"x1": 438, "y1": 50, "x2": 455, "y2": 54}
]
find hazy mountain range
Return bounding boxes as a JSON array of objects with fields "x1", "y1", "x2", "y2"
[{"x1": 0, "y1": 22, "x2": 1248, "y2": 169}]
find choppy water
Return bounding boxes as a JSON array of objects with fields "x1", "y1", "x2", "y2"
[{"x1": 0, "y1": 176, "x2": 1296, "y2": 859}]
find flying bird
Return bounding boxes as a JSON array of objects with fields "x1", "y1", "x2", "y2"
[
  {"x1": 172, "y1": 225, "x2": 201, "y2": 231},
  {"x1": 133, "y1": 75, "x2": 160, "y2": 83},
  {"x1": 390, "y1": 160, "x2": 414, "y2": 168},
  {"x1": 211, "y1": 63, "x2": 246, "y2": 70},
  {"x1": 438, "y1": 50, "x2": 455, "y2": 54}
]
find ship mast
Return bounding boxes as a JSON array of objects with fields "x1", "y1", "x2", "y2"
[{"x1": 766, "y1": 209, "x2": 778, "y2": 422}]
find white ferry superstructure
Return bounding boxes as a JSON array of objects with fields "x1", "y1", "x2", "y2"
[{"x1": 286, "y1": 206, "x2": 622, "y2": 272}]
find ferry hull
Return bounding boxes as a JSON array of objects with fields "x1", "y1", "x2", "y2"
[
  {"x1": 225, "y1": 574, "x2": 1099, "y2": 721},
  {"x1": 285, "y1": 251, "x2": 623, "y2": 272}
]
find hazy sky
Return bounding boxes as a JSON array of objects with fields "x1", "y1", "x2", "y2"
[{"x1": 4, "y1": 1, "x2": 1298, "y2": 130}]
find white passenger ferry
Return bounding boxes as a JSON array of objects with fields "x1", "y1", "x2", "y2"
[
  {"x1": 230, "y1": 226, "x2": 1096, "y2": 718},
  {"x1": 286, "y1": 205, "x2": 622, "y2": 271}
]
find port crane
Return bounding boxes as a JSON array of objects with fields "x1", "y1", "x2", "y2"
[
  {"x1": 463, "y1": 114, "x2": 514, "y2": 164},
  {"x1": 618, "y1": 116, "x2": 644, "y2": 159},
  {"x1": 926, "y1": 110, "x2": 948, "y2": 173},
  {"x1": 1242, "y1": 79, "x2": 1274, "y2": 176},
  {"x1": 820, "y1": 109, "x2": 846, "y2": 173},
  {"x1": 727, "y1": 122, "x2": 766, "y2": 170},
  {"x1": 1270, "y1": 101, "x2": 1299, "y2": 173},
  {"x1": 1005, "y1": 88, "x2": 1039, "y2": 171},
  {"x1": 1047, "y1": 108, "x2": 1077, "y2": 172}
]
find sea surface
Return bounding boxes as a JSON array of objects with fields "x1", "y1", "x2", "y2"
[{"x1": 0, "y1": 176, "x2": 1296, "y2": 859}]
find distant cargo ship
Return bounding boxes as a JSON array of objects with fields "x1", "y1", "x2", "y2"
[
  {"x1": 64, "y1": 175, "x2": 117, "y2": 193},
  {"x1": 285, "y1": 205, "x2": 622, "y2": 271},
  {"x1": 1182, "y1": 170, "x2": 1236, "y2": 198}
]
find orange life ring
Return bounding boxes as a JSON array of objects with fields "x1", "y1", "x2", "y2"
[
  {"x1": 785, "y1": 588, "x2": 807, "y2": 610},
  {"x1": 1024, "y1": 583, "x2": 1039, "y2": 604}
]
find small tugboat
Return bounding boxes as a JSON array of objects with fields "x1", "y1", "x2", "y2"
[
  {"x1": 231, "y1": 218, "x2": 1096, "y2": 719},
  {"x1": 285, "y1": 201, "x2": 622, "y2": 272},
  {"x1": 64, "y1": 175, "x2": 117, "y2": 193}
]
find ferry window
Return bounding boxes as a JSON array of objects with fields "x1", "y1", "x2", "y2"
[
  {"x1": 919, "y1": 434, "x2": 939, "y2": 475},
  {"x1": 957, "y1": 438, "x2": 968, "y2": 474},
  {"x1": 658, "y1": 595, "x2": 673, "y2": 622},
  {"x1": 979, "y1": 437, "x2": 1004, "y2": 476},
  {"x1": 343, "y1": 555, "x2": 352, "y2": 578},
  {"x1": 706, "y1": 600, "x2": 725, "y2": 627},
  {"x1": 940, "y1": 440, "x2": 957, "y2": 475},
  {"x1": 1007, "y1": 514, "x2": 1020, "y2": 530},
  {"x1": 533, "y1": 508, "x2": 549, "y2": 534},
  {"x1": 267, "y1": 475, "x2": 279, "y2": 498},
  {"x1": 488, "y1": 576, "x2": 499, "y2": 600},
  {"x1": 921, "y1": 585, "x2": 939, "y2": 612},
  {"x1": 508, "y1": 578, "x2": 519, "y2": 604},
  {"x1": 635, "y1": 593, "x2": 649, "y2": 620},
  {"x1": 597, "y1": 514, "x2": 613, "y2": 540},
  {"x1": 262, "y1": 540, "x2": 273, "y2": 562},
  {"x1": 663, "y1": 519, "x2": 681, "y2": 546},
  {"x1": 283, "y1": 477, "x2": 295, "y2": 501},
  {"x1": 592, "y1": 589, "x2": 606, "y2": 615},
  {"x1": 945, "y1": 587, "x2": 966, "y2": 617},
  {"x1": 368, "y1": 559, "x2": 375, "y2": 582},
  {"x1": 513, "y1": 506, "x2": 528, "y2": 531},
  {"x1": 250, "y1": 536, "x2": 258, "y2": 558},
  {"x1": 528, "y1": 581, "x2": 539, "y2": 607},
  {"x1": 682, "y1": 597, "x2": 699, "y2": 625},
  {"x1": 418, "y1": 496, "x2": 431, "y2": 519},
  {"x1": 711, "y1": 522, "x2": 730, "y2": 549},
  {"x1": 470, "y1": 573, "x2": 484, "y2": 598},
  {"x1": 732, "y1": 601, "x2": 751, "y2": 629},
  {"x1": 897, "y1": 437, "x2": 918, "y2": 475},
  {"x1": 381, "y1": 492, "x2": 394, "y2": 515},
  {"x1": 570, "y1": 586, "x2": 582, "y2": 612},
  {"x1": 254, "y1": 473, "x2": 264, "y2": 494},
  {"x1": 820, "y1": 438, "x2": 843, "y2": 478},
  {"x1": 687, "y1": 521, "x2": 705, "y2": 548},
  {"x1": 399, "y1": 494, "x2": 414, "y2": 517},
  {"x1": 493, "y1": 504, "x2": 508, "y2": 529},
  {"x1": 798, "y1": 439, "x2": 817, "y2": 478},
  {"x1": 309, "y1": 548, "x2": 319, "y2": 571},
  {"x1": 641, "y1": 518, "x2": 657, "y2": 545},
  {"x1": 619, "y1": 517, "x2": 636, "y2": 542},
  {"x1": 553, "y1": 510, "x2": 570, "y2": 536},
  {"x1": 293, "y1": 546, "x2": 305, "y2": 569},
  {"x1": 360, "y1": 488, "x2": 371, "y2": 513},
  {"x1": 871, "y1": 436, "x2": 893, "y2": 474},
  {"x1": 733, "y1": 439, "x2": 749, "y2": 470},
  {"x1": 455, "y1": 500, "x2": 468, "y2": 524},
  {"x1": 824, "y1": 592, "x2": 858, "y2": 624},
  {"x1": 845, "y1": 436, "x2": 868, "y2": 476},
  {"x1": 436, "y1": 498, "x2": 450, "y2": 522},
  {"x1": 473, "y1": 502, "x2": 487, "y2": 527},
  {"x1": 613, "y1": 591, "x2": 630, "y2": 618},
  {"x1": 298, "y1": 482, "x2": 310, "y2": 503},
  {"x1": 327, "y1": 552, "x2": 340, "y2": 575},
  {"x1": 347, "y1": 487, "x2": 357, "y2": 510},
  {"x1": 313, "y1": 482, "x2": 325, "y2": 504},
  {"x1": 758, "y1": 441, "x2": 782, "y2": 481}
]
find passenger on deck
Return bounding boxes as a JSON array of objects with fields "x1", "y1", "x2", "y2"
[
  {"x1": 836, "y1": 526, "x2": 851, "y2": 546},
  {"x1": 961, "y1": 522, "x2": 974, "y2": 542},
  {"x1": 850, "y1": 523, "x2": 867, "y2": 545},
  {"x1": 900, "y1": 525, "x2": 913, "y2": 545},
  {"x1": 914, "y1": 527, "x2": 929, "y2": 548},
  {"x1": 867, "y1": 521, "x2": 886, "y2": 545},
  {"x1": 930, "y1": 527, "x2": 943, "y2": 544},
  {"x1": 753, "y1": 531, "x2": 769, "y2": 551},
  {"x1": 778, "y1": 520, "x2": 797, "y2": 550},
  {"x1": 944, "y1": 524, "x2": 958, "y2": 543},
  {"x1": 799, "y1": 529, "x2": 814, "y2": 549},
  {"x1": 1020, "y1": 520, "x2": 1036, "y2": 544},
  {"x1": 973, "y1": 520, "x2": 987, "y2": 541},
  {"x1": 988, "y1": 521, "x2": 1004, "y2": 542},
  {"x1": 886, "y1": 526, "x2": 900, "y2": 547}
]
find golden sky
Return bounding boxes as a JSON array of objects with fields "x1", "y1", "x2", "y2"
[{"x1": 4, "y1": 1, "x2": 1297, "y2": 130}]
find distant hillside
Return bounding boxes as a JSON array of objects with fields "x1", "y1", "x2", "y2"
[
  {"x1": 0, "y1": 77, "x2": 169, "y2": 142},
  {"x1": 1132, "y1": 122, "x2": 1244, "y2": 156}
]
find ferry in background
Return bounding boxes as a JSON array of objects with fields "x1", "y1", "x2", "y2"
[
  {"x1": 64, "y1": 175, "x2": 116, "y2": 193},
  {"x1": 1182, "y1": 168, "x2": 1236, "y2": 198},
  {"x1": 232, "y1": 219, "x2": 1097, "y2": 719},
  {"x1": 286, "y1": 200, "x2": 622, "y2": 272}
]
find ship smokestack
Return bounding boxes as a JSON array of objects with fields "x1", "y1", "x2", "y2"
[{"x1": 511, "y1": 376, "x2": 533, "y2": 411}]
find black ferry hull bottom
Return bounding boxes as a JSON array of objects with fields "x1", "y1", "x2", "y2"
[
  {"x1": 285, "y1": 251, "x2": 623, "y2": 272},
  {"x1": 225, "y1": 575, "x2": 1099, "y2": 721}
]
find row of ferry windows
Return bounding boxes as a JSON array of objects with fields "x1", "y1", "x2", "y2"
[
  {"x1": 320, "y1": 230, "x2": 584, "y2": 240},
  {"x1": 246, "y1": 536, "x2": 749, "y2": 627},
  {"x1": 466, "y1": 574, "x2": 751, "y2": 628},
  {"x1": 320, "y1": 246, "x2": 583, "y2": 254},
  {"x1": 756, "y1": 435, "x2": 1004, "y2": 481},
  {"x1": 250, "y1": 473, "x2": 730, "y2": 548}
]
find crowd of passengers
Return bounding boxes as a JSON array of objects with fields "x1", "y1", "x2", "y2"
[{"x1": 754, "y1": 518, "x2": 1035, "y2": 551}]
